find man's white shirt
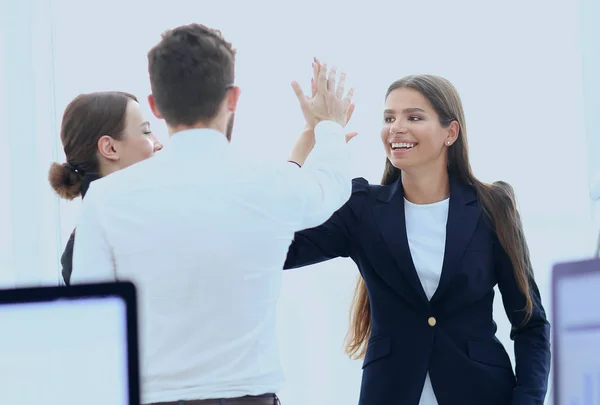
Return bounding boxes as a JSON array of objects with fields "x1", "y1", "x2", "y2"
[{"x1": 71, "y1": 121, "x2": 351, "y2": 403}]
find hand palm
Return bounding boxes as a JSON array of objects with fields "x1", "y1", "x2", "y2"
[
  {"x1": 292, "y1": 59, "x2": 357, "y2": 141},
  {"x1": 308, "y1": 93, "x2": 329, "y2": 122}
]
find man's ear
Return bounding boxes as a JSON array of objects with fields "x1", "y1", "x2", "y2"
[
  {"x1": 226, "y1": 86, "x2": 241, "y2": 113},
  {"x1": 97, "y1": 135, "x2": 120, "y2": 162},
  {"x1": 148, "y1": 94, "x2": 163, "y2": 119}
]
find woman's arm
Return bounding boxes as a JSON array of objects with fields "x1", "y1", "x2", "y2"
[
  {"x1": 288, "y1": 127, "x2": 316, "y2": 167},
  {"x1": 284, "y1": 177, "x2": 369, "y2": 269},
  {"x1": 495, "y1": 239, "x2": 551, "y2": 405}
]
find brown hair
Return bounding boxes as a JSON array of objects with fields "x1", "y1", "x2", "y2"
[
  {"x1": 344, "y1": 75, "x2": 534, "y2": 359},
  {"x1": 147, "y1": 23, "x2": 236, "y2": 127},
  {"x1": 48, "y1": 91, "x2": 137, "y2": 200}
]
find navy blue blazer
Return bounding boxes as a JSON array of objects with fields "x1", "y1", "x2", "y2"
[{"x1": 284, "y1": 176, "x2": 550, "y2": 405}]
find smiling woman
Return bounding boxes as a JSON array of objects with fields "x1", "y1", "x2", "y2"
[
  {"x1": 48, "y1": 91, "x2": 163, "y2": 285},
  {"x1": 381, "y1": 79, "x2": 462, "y2": 182},
  {"x1": 285, "y1": 74, "x2": 551, "y2": 405}
]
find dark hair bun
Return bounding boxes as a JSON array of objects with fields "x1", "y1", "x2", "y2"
[{"x1": 48, "y1": 162, "x2": 83, "y2": 200}]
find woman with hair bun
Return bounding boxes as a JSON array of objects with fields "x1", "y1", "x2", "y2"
[{"x1": 48, "y1": 91, "x2": 163, "y2": 285}]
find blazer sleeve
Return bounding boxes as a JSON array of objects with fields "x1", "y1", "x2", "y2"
[
  {"x1": 61, "y1": 229, "x2": 76, "y2": 286},
  {"x1": 495, "y1": 238, "x2": 551, "y2": 405},
  {"x1": 284, "y1": 177, "x2": 369, "y2": 269}
]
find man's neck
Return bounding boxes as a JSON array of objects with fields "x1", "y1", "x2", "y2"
[
  {"x1": 168, "y1": 120, "x2": 224, "y2": 137},
  {"x1": 401, "y1": 164, "x2": 450, "y2": 205}
]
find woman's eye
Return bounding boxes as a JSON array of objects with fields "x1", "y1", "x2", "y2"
[
  {"x1": 384, "y1": 117, "x2": 394, "y2": 123},
  {"x1": 408, "y1": 116, "x2": 422, "y2": 121}
]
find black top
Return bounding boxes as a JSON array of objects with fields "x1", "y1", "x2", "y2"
[{"x1": 61, "y1": 174, "x2": 101, "y2": 285}]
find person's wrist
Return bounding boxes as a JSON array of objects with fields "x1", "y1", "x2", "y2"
[
  {"x1": 299, "y1": 127, "x2": 316, "y2": 147},
  {"x1": 302, "y1": 123, "x2": 316, "y2": 133},
  {"x1": 317, "y1": 114, "x2": 346, "y2": 128},
  {"x1": 305, "y1": 116, "x2": 321, "y2": 130}
]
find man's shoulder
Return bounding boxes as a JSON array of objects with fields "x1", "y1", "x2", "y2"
[
  {"x1": 86, "y1": 157, "x2": 164, "y2": 202},
  {"x1": 88, "y1": 171, "x2": 131, "y2": 197}
]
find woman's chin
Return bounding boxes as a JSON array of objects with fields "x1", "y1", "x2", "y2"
[{"x1": 387, "y1": 155, "x2": 410, "y2": 170}]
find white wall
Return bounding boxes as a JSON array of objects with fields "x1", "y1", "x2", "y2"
[
  {"x1": 1, "y1": 0, "x2": 598, "y2": 404},
  {"x1": 581, "y1": 0, "x2": 600, "y2": 184},
  {"x1": 0, "y1": 0, "x2": 62, "y2": 287},
  {"x1": 581, "y1": 0, "x2": 600, "y2": 243}
]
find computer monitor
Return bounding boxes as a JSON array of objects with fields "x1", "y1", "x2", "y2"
[
  {"x1": 552, "y1": 258, "x2": 600, "y2": 405},
  {"x1": 0, "y1": 282, "x2": 140, "y2": 405}
]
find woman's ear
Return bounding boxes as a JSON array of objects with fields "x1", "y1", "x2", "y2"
[
  {"x1": 445, "y1": 120, "x2": 460, "y2": 146},
  {"x1": 97, "y1": 135, "x2": 120, "y2": 162}
]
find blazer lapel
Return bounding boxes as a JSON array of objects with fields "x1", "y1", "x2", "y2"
[
  {"x1": 373, "y1": 179, "x2": 429, "y2": 306},
  {"x1": 430, "y1": 175, "x2": 481, "y2": 303}
]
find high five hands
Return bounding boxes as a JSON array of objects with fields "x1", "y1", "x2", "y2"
[{"x1": 292, "y1": 58, "x2": 358, "y2": 143}]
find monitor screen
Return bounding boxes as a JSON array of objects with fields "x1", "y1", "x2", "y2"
[
  {"x1": 553, "y1": 259, "x2": 600, "y2": 405},
  {"x1": 0, "y1": 295, "x2": 129, "y2": 405}
]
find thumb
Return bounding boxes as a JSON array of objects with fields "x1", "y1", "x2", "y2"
[
  {"x1": 345, "y1": 132, "x2": 358, "y2": 143},
  {"x1": 346, "y1": 103, "x2": 356, "y2": 124},
  {"x1": 291, "y1": 81, "x2": 309, "y2": 110}
]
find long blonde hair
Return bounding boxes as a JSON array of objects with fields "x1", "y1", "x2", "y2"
[{"x1": 344, "y1": 75, "x2": 534, "y2": 359}]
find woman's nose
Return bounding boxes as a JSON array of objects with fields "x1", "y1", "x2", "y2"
[
  {"x1": 154, "y1": 141, "x2": 164, "y2": 152},
  {"x1": 389, "y1": 123, "x2": 407, "y2": 135}
]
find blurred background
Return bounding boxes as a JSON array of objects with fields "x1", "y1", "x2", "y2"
[{"x1": 1, "y1": 0, "x2": 599, "y2": 403}]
